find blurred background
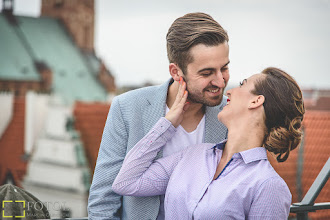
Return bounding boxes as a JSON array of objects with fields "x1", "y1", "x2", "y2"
[{"x1": 0, "y1": 0, "x2": 329, "y2": 218}]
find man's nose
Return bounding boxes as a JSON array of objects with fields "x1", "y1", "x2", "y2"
[{"x1": 211, "y1": 71, "x2": 226, "y2": 88}]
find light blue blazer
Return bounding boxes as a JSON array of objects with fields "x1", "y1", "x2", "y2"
[{"x1": 88, "y1": 79, "x2": 228, "y2": 220}]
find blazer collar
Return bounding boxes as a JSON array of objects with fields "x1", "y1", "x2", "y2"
[{"x1": 142, "y1": 78, "x2": 173, "y2": 136}]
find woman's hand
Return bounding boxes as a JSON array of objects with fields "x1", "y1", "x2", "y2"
[{"x1": 165, "y1": 77, "x2": 190, "y2": 127}]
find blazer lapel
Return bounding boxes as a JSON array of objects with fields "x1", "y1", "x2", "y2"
[{"x1": 142, "y1": 79, "x2": 172, "y2": 136}]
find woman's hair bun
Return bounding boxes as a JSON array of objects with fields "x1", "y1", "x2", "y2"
[{"x1": 264, "y1": 116, "x2": 303, "y2": 162}]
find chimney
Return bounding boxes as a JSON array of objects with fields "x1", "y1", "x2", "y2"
[
  {"x1": 2, "y1": 0, "x2": 18, "y2": 25},
  {"x1": 41, "y1": 0, "x2": 95, "y2": 52},
  {"x1": 34, "y1": 61, "x2": 53, "y2": 92},
  {"x1": 2, "y1": 0, "x2": 14, "y2": 13}
]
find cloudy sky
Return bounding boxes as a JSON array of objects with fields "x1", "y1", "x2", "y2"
[{"x1": 2, "y1": 0, "x2": 330, "y2": 88}]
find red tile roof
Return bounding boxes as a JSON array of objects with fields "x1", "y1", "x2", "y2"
[
  {"x1": 0, "y1": 96, "x2": 27, "y2": 187},
  {"x1": 73, "y1": 101, "x2": 110, "y2": 175},
  {"x1": 269, "y1": 110, "x2": 330, "y2": 219},
  {"x1": 302, "y1": 111, "x2": 330, "y2": 220}
]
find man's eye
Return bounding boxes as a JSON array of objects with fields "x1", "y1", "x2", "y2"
[
  {"x1": 201, "y1": 72, "x2": 212, "y2": 76},
  {"x1": 239, "y1": 81, "x2": 243, "y2": 86}
]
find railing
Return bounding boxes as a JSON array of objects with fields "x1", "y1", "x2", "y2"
[{"x1": 290, "y1": 157, "x2": 330, "y2": 219}]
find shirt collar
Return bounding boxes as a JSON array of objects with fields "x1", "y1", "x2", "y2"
[
  {"x1": 212, "y1": 139, "x2": 227, "y2": 150},
  {"x1": 211, "y1": 139, "x2": 268, "y2": 164}
]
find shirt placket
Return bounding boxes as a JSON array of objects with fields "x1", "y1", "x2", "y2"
[{"x1": 190, "y1": 149, "x2": 223, "y2": 219}]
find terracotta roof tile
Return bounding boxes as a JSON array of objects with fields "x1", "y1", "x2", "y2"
[
  {"x1": 301, "y1": 111, "x2": 330, "y2": 220},
  {"x1": 269, "y1": 110, "x2": 330, "y2": 219},
  {"x1": 0, "y1": 96, "x2": 27, "y2": 186},
  {"x1": 73, "y1": 101, "x2": 110, "y2": 175}
]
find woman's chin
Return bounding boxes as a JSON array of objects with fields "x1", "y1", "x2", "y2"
[{"x1": 217, "y1": 112, "x2": 228, "y2": 126}]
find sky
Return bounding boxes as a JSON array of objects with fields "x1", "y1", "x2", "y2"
[{"x1": 1, "y1": 0, "x2": 330, "y2": 89}]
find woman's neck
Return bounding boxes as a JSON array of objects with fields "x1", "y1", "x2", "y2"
[{"x1": 223, "y1": 117, "x2": 265, "y2": 159}]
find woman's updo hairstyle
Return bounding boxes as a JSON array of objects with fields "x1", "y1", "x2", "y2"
[{"x1": 252, "y1": 67, "x2": 305, "y2": 162}]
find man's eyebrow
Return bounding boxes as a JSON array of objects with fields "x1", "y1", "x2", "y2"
[
  {"x1": 197, "y1": 61, "x2": 231, "y2": 73},
  {"x1": 198, "y1": 67, "x2": 216, "y2": 73},
  {"x1": 222, "y1": 61, "x2": 230, "y2": 68}
]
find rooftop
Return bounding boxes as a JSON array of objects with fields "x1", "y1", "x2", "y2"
[
  {"x1": 73, "y1": 101, "x2": 110, "y2": 173},
  {"x1": 0, "y1": 13, "x2": 108, "y2": 104}
]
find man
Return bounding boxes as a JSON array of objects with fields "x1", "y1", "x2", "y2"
[{"x1": 88, "y1": 12, "x2": 230, "y2": 220}]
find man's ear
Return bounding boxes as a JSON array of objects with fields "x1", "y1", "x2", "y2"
[
  {"x1": 169, "y1": 63, "x2": 182, "y2": 82},
  {"x1": 248, "y1": 95, "x2": 265, "y2": 109}
]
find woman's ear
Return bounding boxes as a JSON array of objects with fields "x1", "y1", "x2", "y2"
[
  {"x1": 248, "y1": 95, "x2": 265, "y2": 109},
  {"x1": 169, "y1": 63, "x2": 182, "y2": 82}
]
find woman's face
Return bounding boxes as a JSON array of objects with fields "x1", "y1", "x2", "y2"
[{"x1": 217, "y1": 73, "x2": 263, "y2": 125}]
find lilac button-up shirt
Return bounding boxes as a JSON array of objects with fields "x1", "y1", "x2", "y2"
[{"x1": 113, "y1": 117, "x2": 291, "y2": 220}]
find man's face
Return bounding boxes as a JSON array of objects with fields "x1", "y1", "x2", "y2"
[{"x1": 183, "y1": 42, "x2": 230, "y2": 107}]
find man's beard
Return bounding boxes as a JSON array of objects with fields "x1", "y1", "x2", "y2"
[{"x1": 186, "y1": 83, "x2": 224, "y2": 107}]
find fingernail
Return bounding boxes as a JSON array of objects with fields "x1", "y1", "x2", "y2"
[
  {"x1": 184, "y1": 91, "x2": 187, "y2": 95},
  {"x1": 179, "y1": 77, "x2": 182, "y2": 84},
  {"x1": 186, "y1": 102, "x2": 190, "y2": 105}
]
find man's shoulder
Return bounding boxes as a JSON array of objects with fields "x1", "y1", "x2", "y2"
[{"x1": 114, "y1": 83, "x2": 165, "y2": 105}]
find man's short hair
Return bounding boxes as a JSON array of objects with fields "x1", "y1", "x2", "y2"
[{"x1": 166, "y1": 12, "x2": 229, "y2": 74}]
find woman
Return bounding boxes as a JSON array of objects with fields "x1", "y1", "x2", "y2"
[{"x1": 112, "y1": 67, "x2": 305, "y2": 219}]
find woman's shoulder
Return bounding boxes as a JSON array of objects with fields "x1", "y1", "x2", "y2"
[
  {"x1": 254, "y1": 159, "x2": 290, "y2": 190},
  {"x1": 238, "y1": 156, "x2": 288, "y2": 189}
]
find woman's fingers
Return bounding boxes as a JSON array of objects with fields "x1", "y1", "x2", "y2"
[
  {"x1": 174, "y1": 77, "x2": 187, "y2": 105},
  {"x1": 181, "y1": 90, "x2": 190, "y2": 112},
  {"x1": 180, "y1": 90, "x2": 188, "y2": 106},
  {"x1": 174, "y1": 77, "x2": 184, "y2": 105},
  {"x1": 177, "y1": 79, "x2": 188, "y2": 108},
  {"x1": 165, "y1": 77, "x2": 189, "y2": 127}
]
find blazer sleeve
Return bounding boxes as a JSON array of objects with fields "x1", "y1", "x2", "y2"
[
  {"x1": 112, "y1": 117, "x2": 186, "y2": 197},
  {"x1": 88, "y1": 97, "x2": 128, "y2": 220}
]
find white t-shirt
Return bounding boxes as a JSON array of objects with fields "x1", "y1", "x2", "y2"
[
  {"x1": 157, "y1": 106, "x2": 206, "y2": 220},
  {"x1": 162, "y1": 106, "x2": 205, "y2": 157}
]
